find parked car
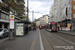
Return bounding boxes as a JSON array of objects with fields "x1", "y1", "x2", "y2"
[{"x1": 0, "y1": 28, "x2": 9, "y2": 38}]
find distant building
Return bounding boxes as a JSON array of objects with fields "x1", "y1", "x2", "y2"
[
  {"x1": 40, "y1": 17, "x2": 45, "y2": 26},
  {"x1": 35, "y1": 18, "x2": 40, "y2": 27},
  {"x1": 40, "y1": 15, "x2": 48, "y2": 25}
]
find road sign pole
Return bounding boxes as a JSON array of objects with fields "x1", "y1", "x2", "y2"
[
  {"x1": 9, "y1": 11, "x2": 10, "y2": 40},
  {"x1": 14, "y1": 11, "x2": 15, "y2": 39},
  {"x1": 9, "y1": 15, "x2": 15, "y2": 40}
]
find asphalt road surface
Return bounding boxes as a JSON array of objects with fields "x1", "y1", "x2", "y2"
[
  {"x1": 0, "y1": 29, "x2": 75, "y2": 50},
  {"x1": 40, "y1": 29, "x2": 75, "y2": 50},
  {"x1": 0, "y1": 29, "x2": 40, "y2": 50}
]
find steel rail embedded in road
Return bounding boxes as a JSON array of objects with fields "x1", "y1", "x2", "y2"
[
  {"x1": 40, "y1": 30, "x2": 54, "y2": 50},
  {"x1": 42, "y1": 30, "x2": 74, "y2": 50},
  {"x1": 45, "y1": 30, "x2": 75, "y2": 46},
  {"x1": 44, "y1": 31, "x2": 72, "y2": 50},
  {"x1": 58, "y1": 31, "x2": 75, "y2": 36},
  {"x1": 52, "y1": 33, "x2": 75, "y2": 45}
]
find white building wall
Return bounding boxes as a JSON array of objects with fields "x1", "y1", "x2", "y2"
[
  {"x1": 40, "y1": 15, "x2": 48, "y2": 25},
  {"x1": 35, "y1": 21, "x2": 40, "y2": 27},
  {"x1": 44, "y1": 15, "x2": 48, "y2": 24},
  {"x1": 51, "y1": 0, "x2": 72, "y2": 22},
  {"x1": 49, "y1": 4, "x2": 55, "y2": 22},
  {"x1": 60, "y1": 0, "x2": 72, "y2": 20},
  {"x1": 40, "y1": 17, "x2": 45, "y2": 25}
]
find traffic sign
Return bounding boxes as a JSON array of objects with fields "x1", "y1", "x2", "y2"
[{"x1": 10, "y1": 15, "x2": 14, "y2": 29}]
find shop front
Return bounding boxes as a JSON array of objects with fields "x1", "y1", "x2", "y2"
[
  {"x1": 57, "y1": 19, "x2": 71, "y2": 31},
  {"x1": 72, "y1": 19, "x2": 75, "y2": 30}
]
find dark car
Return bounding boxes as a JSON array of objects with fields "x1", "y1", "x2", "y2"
[{"x1": 0, "y1": 28, "x2": 9, "y2": 38}]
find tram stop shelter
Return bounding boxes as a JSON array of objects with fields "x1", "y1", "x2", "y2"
[{"x1": 15, "y1": 20, "x2": 31, "y2": 36}]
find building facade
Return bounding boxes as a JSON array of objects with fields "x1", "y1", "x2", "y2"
[
  {"x1": 72, "y1": 0, "x2": 75, "y2": 30},
  {"x1": 40, "y1": 15, "x2": 48, "y2": 25},
  {"x1": 35, "y1": 18, "x2": 40, "y2": 27},
  {"x1": 0, "y1": 0, "x2": 10, "y2": 29},
  {"x1": 50, "y1": 0, "x2": 72, "y2": 30},
  {"x1": 40, "y1": 17, "x2": 45, "y2": 25},
  {"x1": 0, "y1": 0, "x2": 25, "y2": 29},
  {"x1": 49, "y1": 5, "x2": 55, "y2": 22}
]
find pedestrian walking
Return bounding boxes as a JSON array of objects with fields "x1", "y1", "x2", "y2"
[
  {"x1": 70, "y1": 25, "x2": 72, "y2": 31},
  {"x1": 58, "y1": 27, "x2": 59, "y2": 30},
  {"x1": 25, "y1": 26, "x2": 28, "y2": 34},
  {"x1": 34, "y1": 26, "x2": 36, "y2": 31}
]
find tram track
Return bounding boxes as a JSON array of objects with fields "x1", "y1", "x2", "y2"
[
  {"x1": 40, "y1": 30, "x2": 74, "y2": 50},
  {"x1": 40, "y1": 30, "x2": 54, "y2": 50}
]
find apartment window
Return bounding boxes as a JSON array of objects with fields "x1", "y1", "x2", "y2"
[
  {"x1": 73, "y1": 13, "x2": 75, "y2": 18},
  {"x1": 73, "y1": 5, "x2": 75, "y2": 9}
]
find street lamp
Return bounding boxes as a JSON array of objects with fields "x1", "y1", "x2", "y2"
[{"x1": 27, "y1": 0, "x2": 29, "y2": 21}]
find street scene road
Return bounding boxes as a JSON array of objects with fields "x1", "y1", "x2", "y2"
[
  {"x1": 0, "y1": 0, "x2": 75, "y2": 50},
  {"x1": 0, "y1": 28, "x2": 75, "y2": 50},
  {"x1": 0, "y1": 29, "x2": 40, "y2": 50},
  {"x1": 40, "y1": 29, "x2": 75, "y2": 50}
]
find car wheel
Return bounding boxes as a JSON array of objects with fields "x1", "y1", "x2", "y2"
[
  {"x1": 2, "y1": 34, "x2": 4, "y2": 38},
  {"x1": 7, "y1": 34, "x2": 9, "y2": 37}
]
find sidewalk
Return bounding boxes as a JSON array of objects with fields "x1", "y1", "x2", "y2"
[
  {"x1": 0, "y1": 29, "x2": 40, "y2": 50},
  {"x1": 58, "y1": 30, "x2": 75, "y2": 35}
]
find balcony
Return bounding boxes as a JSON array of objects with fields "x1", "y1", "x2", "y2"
[{"x1": 0, "y1": 12, "x2": 9, "y2": 23}]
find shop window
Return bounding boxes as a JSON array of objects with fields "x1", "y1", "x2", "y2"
[{"x1": 1, "y1": 13, "x2": 8, "y2": 20}]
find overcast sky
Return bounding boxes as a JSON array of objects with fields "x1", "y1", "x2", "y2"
[{"x1": 24, "y1": 0, "x2": 54, "y2": 22}]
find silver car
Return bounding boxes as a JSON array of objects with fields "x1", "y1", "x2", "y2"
[{"x1": 0, "y1": 28, "x2": 9, "y2": 38}]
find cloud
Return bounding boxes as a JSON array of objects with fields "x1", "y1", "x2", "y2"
[
  {"x1": 30, "y1": 0, "x2": 54, "y2": 2},
  {"x1": 24, "y1": 0, "x2": 54, "y2": 22}
]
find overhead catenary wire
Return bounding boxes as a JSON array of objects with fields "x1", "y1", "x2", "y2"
[
  {"x1": 45, "y1": 0, "x2": 50, "y2": 12},
  {"x1": 29, "y1": 11, "x2": 44, "y2": 14}
]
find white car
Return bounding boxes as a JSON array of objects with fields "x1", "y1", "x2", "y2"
[{"x1": 0, "y1": 28, "x2": 9, "y2": 38}]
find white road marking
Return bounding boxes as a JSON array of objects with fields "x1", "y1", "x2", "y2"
[
  {"x1": 0, "y1": 38, "x2": 9, "y2": 43},
  {"x1": 52, "y1": 34, "x2": 75, "y2": 45},
  {"x1": 39, "y1": 30, "x2": 44, "y2": 50}
]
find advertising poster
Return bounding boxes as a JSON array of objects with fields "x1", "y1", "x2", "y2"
[{"x1": 16, "y1": 23, "x2": 24, "y2": 36}]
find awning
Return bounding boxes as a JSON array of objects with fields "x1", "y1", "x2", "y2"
[{"x1": 16, "y1": 20, "x2": 31, "y2": 24}]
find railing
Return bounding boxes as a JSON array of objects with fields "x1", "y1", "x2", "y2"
[
  {"x1": 0, "y1": 12, "x2": 9, "y2": 21},
  {"x1": 1, "y1": 17, "x2": 9, "y2": 21}
]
